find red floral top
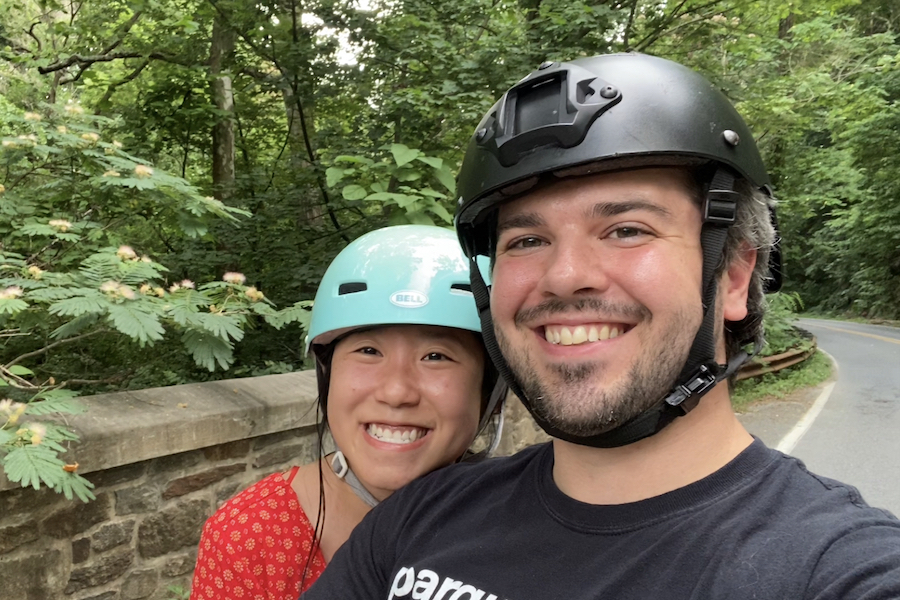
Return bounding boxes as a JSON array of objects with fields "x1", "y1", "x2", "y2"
[{"x1": 190, "y1": 467, "x2": 326, "y2": 599}]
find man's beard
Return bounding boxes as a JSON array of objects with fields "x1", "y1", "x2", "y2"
[{"x1": 495, "y1": 298, "x2": 699, "y2": 438}]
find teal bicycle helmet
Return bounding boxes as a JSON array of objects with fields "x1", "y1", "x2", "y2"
[
  {"x1": 306, "y1": 225, "x2": 481, "y2": 350},
  {"x1": 307, "y1": 225, "x2": 504, "y2": 453}
]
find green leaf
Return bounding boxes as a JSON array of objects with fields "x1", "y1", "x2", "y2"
[
  {"x1": 428, "y1": 202, "x2": 453, "y2": 224},
  {"x1": 342, "y1": 184, "x2": 368, "y2": 200},
  {"x1": 396, "y1": 170, "x2": 422, "y2": 182},
  {"x1": 195, "y1": 313, "x2": 245, "y2": 342},
  {"x1": 418, "y1": 188, "x2": 446, "y2": 199},
  {"x1": 326, "y1": 167, "x2": 346, "y2": 188},
  {"x1": 405, "y1": 210, "x2": 436, "y2": 226},
  {"x1": 55, "y1": 472, "x2": 96, "y2": 502},
  {"x1": 24, "y1": 392, "x2": 84, "y2": 416},
  {"x1": 416, "y1": 156, "x2": 443, "y2": 170},
  {"x1": 106, "y1": 304, "x2": 165, "y2": 346},
  {"x1": 51, "y1": 313, "x2": 100, "y2": 339},
  {"x1": 2, "y1": 445, "x2": 65, "y2": 490},
  {"x1": 365, "y1": 192, "x2": 412, "y2": 203},
  {"x1": 26, "y1": 287, "x2": 79, "y2": 302},
  {"x1": 434, "y1": 166, "x2": 457, "y2": 196},
  {"x1": 48, "y1": 293, "x2": 108, "y2": 317},
  {"x1": 168, "y1": 300, "x2": 204, "y2": 327},
  {"x1": 390, "y1": 144, "x2": 420, "y2": 167},
  {"x1": 182, "y1": 328, "x2": 234, "y2": 371},
  {"x1": 18, "y1": 223, "x2": 56, "y2": 237},
  {"x1": 334, "y1": 155, "x2": 374, "y2": 166},
  {"x1": 264, "y1": 300, "x2": 312, "y2": 330},
  {"x1": 0, "y1": 298, "x2": 27, "y2": 315},
  {"x1": 7, "y1": 365, "x2": 33, "y2": 376}
]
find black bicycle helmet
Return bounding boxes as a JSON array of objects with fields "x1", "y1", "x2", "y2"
[{"x1": 455, "y1": 53, "x2": 781, "y2": 448}]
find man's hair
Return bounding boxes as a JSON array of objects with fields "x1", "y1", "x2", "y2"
[{"x1": 707, "y1": 176, "x2": 777, "y2": 361}]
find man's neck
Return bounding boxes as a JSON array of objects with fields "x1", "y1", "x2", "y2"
[{"x1": 551, "y1": 385, "x2": 754, "y2": 505}]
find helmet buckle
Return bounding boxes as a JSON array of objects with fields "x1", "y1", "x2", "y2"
[
  {"x1": 664, "y1": 364, "x2": 720, "y2": 411},
  {"x1": 703, "y1": 191, "x2": 738, "y2": 225}
]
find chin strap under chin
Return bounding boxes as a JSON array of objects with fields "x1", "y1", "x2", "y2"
[
  {"x1": 469, "y1": 167, "x2": 751, "y2": 449},
  {"x1": 331, "y1": 449, "x2": 379, "y2": 507}
]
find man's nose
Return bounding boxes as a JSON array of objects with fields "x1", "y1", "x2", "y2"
[{"x1": 539, "y1": 238, "x2": 610, "y2": 298}]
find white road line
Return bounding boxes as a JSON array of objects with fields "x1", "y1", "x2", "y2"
[{"x1": 775, "y1": 349, "x2": 838, "y2": 455}]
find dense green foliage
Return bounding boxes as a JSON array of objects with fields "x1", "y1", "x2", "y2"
[{"x1": 2, "y1": 0, "x2": 899, "y2": 494}]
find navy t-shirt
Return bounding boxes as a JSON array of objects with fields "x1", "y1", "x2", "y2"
[{"x1": 303, "y1": 439, "x2": 900, "y2": 599}]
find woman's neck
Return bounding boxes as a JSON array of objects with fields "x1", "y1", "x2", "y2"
[{"x1": 291, "y1": 458, "x2": 373, "y2": 562}]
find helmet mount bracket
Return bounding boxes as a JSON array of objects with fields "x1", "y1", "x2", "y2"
[{"x1": 480, "y1": 63, "x2": 622, "y2": 168}]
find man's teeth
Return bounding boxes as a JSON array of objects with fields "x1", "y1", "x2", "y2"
[
  {"x1": 544, "y1": 324, "x2": 621, "y2": 346},
  {"x1": 366, "y1": 424, "x2": 427, "y2": 444}
]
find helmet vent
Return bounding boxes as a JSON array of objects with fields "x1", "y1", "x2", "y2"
[
  {"x1": 338, "y1": 282, "x2": 367, "y2": 295},
  {"x1": 450, "y1": 283, "x2": 473, "y2": 295}
]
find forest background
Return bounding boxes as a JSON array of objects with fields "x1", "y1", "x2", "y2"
[{"x1": 1, "y1": 0, "x2": 899, "y2": 499}]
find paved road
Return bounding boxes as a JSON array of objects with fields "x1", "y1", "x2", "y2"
[{"x1": 790, "y1": 318, "x2": 900, "y2": 516}]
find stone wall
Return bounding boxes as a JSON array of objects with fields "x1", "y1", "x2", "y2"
[{"x1": 0, "y1": 371, "x2": 547, "y2": 600}]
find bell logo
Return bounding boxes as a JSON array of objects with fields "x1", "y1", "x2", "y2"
[{"x1": 390, "y1": 290, "x2": 428, "y2": 308}]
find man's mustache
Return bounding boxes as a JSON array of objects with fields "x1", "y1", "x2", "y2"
[{"x1": 513, "y1": 297, "x2": 651, "y2": 327}]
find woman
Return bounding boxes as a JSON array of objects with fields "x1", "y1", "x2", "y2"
[{"x1": 189, "y1": 225, "x2": 503, "y2": 599}]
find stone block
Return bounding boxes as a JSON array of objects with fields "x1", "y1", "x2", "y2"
[
  {"x1": 86, "y1": 462, "x2": 147, "y2": 489},
  {"x1": 137, "y1": 498, "x2": 210, "y2": 559},
  {"x1": 215, "y1": 481, "x2": 242, "y2": 505},
  {"x1": 43, "y1": 493, "x2": 112, "y2": 539},
  {"x1": 91, "y1": 519, "x2": 135, "y2": 552},
  {"x1": 72, "y1": 536, "x2": 91, "y2": 564},
  {"x1": 151, "y1": 450, "x2": 202, "y2": 474},
  {"x1": 253, "y1": 441, "x2": 314, "y2": 469},
  {"x1": 65, "y1": 547, "x2": 133, "y2": 594},
  {"x1": 116, "y1": 484, "x2": 159, "y2": 515},
  {"x1": 0, "y1": 519, "x2": 38, "y2": 554},
  {"x1": 202, "y1": 439, "x2": 250, "y2": 461},
  {"x1": 162, "y1": 550, "x2": 197, "y2": 577},
  {"x1": 162, "y1": 464, "x2": 246, "y2": 500},
  {"x1": 0, "y1": 549, "x2": 66, "y2": 599},
  {"x1": 121, "y1": 568, "x2": 158, "y2": 600},
  {"x1": 252, "y1": 429, "x2": 302, "y2": 450},
  {"x1": 0, "y1": 484, "x2": 60, "y2": 518},
  {"x1": 80, "y1": 592, "x2": 118, "y2": 600}
]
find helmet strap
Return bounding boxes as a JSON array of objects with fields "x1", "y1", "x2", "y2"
[
  {"x1": 330, "y1": 449, "x2": 379, "y2": 508},
  {"x1": 469, "y1": 256, "x2": 530, "y2": 407}
]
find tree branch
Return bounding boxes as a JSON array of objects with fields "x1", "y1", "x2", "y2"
[
  {"x1": 95, "y1": 60, "x2": 149, "y2": 110},
  {"x1": 6, "y1": 329, "x2": 107, "y2": 369},
  {"x1": 100, "y1": 11, "x2": 143, "y2": 55},
  {"x1": 39, "y1": 51, "x2": 184, "y2": 75}
]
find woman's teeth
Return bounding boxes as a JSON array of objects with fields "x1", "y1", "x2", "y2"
[
  {"x1": 544, "y1": 324, "x2": 621, "y2": 346},
  {"x1": 366, "y1": 424, "x2": 427, "y2": 444}
]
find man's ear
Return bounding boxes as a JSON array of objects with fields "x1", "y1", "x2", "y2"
[{"x1": 722, "y1": 243, "x2": 757, "y2": 322}]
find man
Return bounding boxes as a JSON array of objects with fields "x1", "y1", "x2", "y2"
[{"x1": 302, "y1": 53, "x2": 900, "y2": 599}]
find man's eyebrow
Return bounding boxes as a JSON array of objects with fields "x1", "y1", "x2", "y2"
[
  {"x1": 591, "y1": 200, "x2": 673, "y2": 219},
  {"x1": 496, "y1": 212, "x2": 546, "y2": 236}
]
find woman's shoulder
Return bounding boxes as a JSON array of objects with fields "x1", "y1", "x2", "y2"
[{"x1": 203, "y1": 469, "x2": 309, "y2": 535}]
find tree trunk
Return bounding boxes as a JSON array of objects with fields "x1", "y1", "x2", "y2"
[
  {"x1": 209, "y1": 17, "x2": 235, "y2": 201},
  {"x1": 281, "y1": 76, "x2": 325, "y2": 226}
]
